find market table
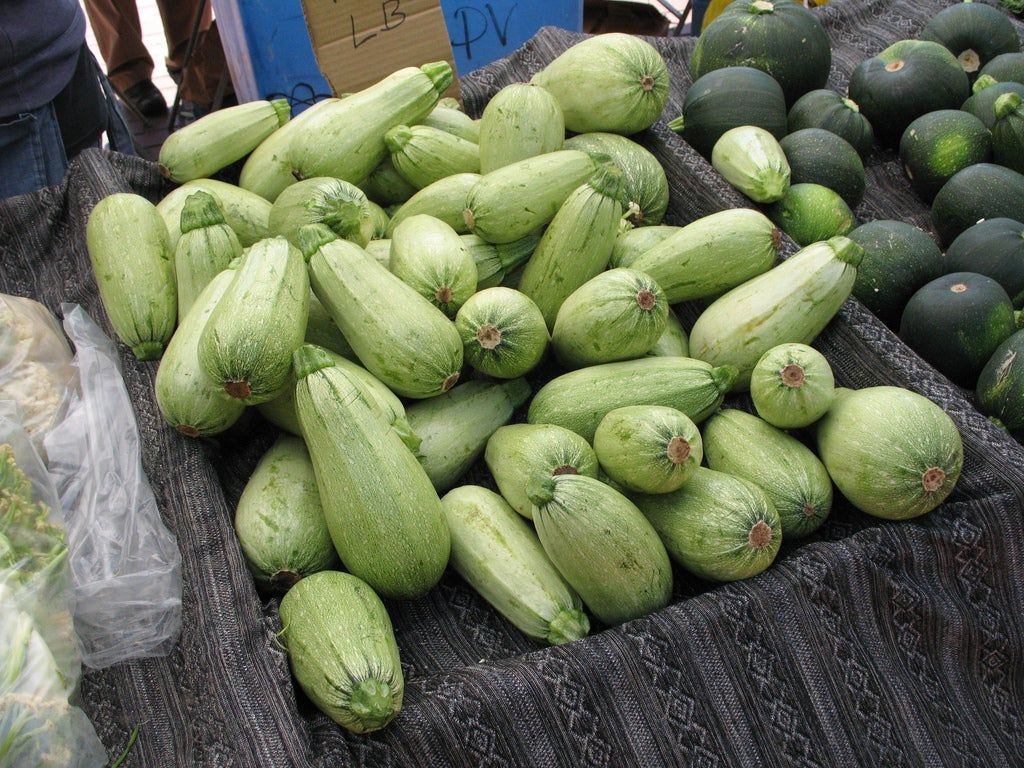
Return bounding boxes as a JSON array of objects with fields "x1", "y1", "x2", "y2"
[{"x1": 2, "y1": 0, "x2": 1023, "y2": 765}]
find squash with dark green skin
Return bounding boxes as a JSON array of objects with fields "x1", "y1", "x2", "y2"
[
  {"x1": 960, "y1": 75, "x2": 1024, "y2": 127},
  {"x1": 847, "y1": 220, "x2": 944, "y2": 327},
  {"x1": 991, "y1": 92, "x2": 1024, "y2": 173},
  {"x1": 765, "y1": 183, "x2": 856, "y2": 246},
  {"x1": 931, "y1": 163, "x2": 1024, "y2": 245},
  {"x1": 946, "y1": 218, "x2": 1024, "y2": 307},
  {"x1": 899, "y1": 272, "x2": 1017, "y2": 387},
  {"x1": 779, "y1": 129, "x2": 865, "y2": 209},
  {"x1": 668, "y1": 67, "x2": 788, "y2": 158},
  {"x1": 690, "y1": 0, "x2": 831, "y2": 105},
  {"x1": 976, "y1": 328, "x2": 1024, "y2": 439},
  {"x1": 787, "y1": 89, "x2": 875, "y2": 159},
  {"x1": 919, "y1": 1, "x2": 1020, "y2": 78},
  {"x1": 848, "y1": 40, "x2": 970, "y2": 148},
  {"x1": 980, "y1": 52, "x2": 1024, "y2": 85},
  {"x1": 897, "y1": 109, "x2": 992, "y2": 202}
]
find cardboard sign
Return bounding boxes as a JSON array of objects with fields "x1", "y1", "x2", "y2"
[{"x1": 300, "y1": 0, "x2": 461, "y2": 99}]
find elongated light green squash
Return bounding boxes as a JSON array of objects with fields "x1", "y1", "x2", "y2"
[
  {"x1": 295, "y1": 346, "x2": 449, "y2": 598},
  {"x1": 239, "y1": 97, "x2": 340, "y2": 202},
  {"x1": 174, "y1": 191, "x2": 243, "y2": 318},
  {"x1": 816, "y1": 387, "x2": 962, "y2": 520},
  {"x1": 389, "y1": 215, "x2": 478, "y2": 317},
  {"x1": 366, "y1": 200, "x2": 390, "y2": 239},
  {"x1": 361, "y1": 157, "x2": 419, "y2": 206},
  {"x1": 466, "y1": 233, "x2": 540, "y2": 289},
  {"x1": 647, "y1": 310, "x2": 690, "y2": 357},
  {"x1": 406, "y1": 379, "x2": 530, "y2": 492},
  {"x1": 628, "y1": 209, "x2": 780, "y2": 303},
  {"x1": 750, "y1": 343, "x2": 835, "y2": 428},
  {"x1": 593, "y1": 405, "x2": 702, "y2": 494},
  {"x1": 552, "y1": 268, "x2": 668, "y2": 368},
  {"x1": 565, "y1": 132, "x2": 670, "y2": 225},
  {"x1": 531, "y1": 34, "x2": 670, "y2": 135},
  {"x1": 269, "y1": 177, "x2": 374, "y2": 247},
  {"x1": 234, "y1": 436, "x2": 337, "y2": 589},
  {"x1": 478, "y1": 83, "x2": 565, "y2": 173},
  {"x1": 86, "y1": 192, "x2": 177, "y2": 360},
  {"x1": 306, "y1": 291, "x2": 355, "y2": 359},
  {"x1": 308, "y1": 239, "x2": 463, "y2": 398},
  {"x1": 421, "y1": 104, "x2": 481, "y2": 143},
  {"x1": 518, "y1": 161, "x2": 625, "y2": 327},
  {"x1": 290, "y1": 63, "x2": 452, "y2": 184},
  {"x1": 279, "y1": 571, "x2": 404, "y2": 733},
  {"x1": 441, "y1": 486, "x2": 589, "y2": 644},
  {"x1": 386, "y1": 173, "x2": 480, "y2": 236},
  {"x1": 485, "y1": 423, "x2": 599, "y2": 520},
  {"x1": 159, "y1": 179, "x2": 272, "y2": 249},
  {"x1": 385, "y1": 124, "x2": 480, "y2": 189},
  {"x1": 633, "y1": 467, "x2": 781, "y2": 582},
  {"x1": 159, "y1": 98, "x2": 290, "y2": 182},
  {"x1": 610, "y1": 224, "x2": 680, "y2": 269},
  {"x1": 528, "y1": 357, "x2": 736, "y2": 442},
  {"x1": 155, "y1": 268, "x2": 245, "y2": 436},
  {"x1": 456, "y1": 287, "x2": 549, "y2": 378},
  {"x1": 529, "y1": 473, "x2": 672, "y2": 625},
  {"x1": 465, "y1": 150, "x2": 596, "y2": 244},
  {"x1": 702, "y1": 408, "x2": 832, "y2": 538},
  {"x1": 258, "y1": 347, "x2": 415, "y2": 453},
  {"x1": 198, "y1": 237, "x2": 309, "y2": 403},
  {"x1": 689, "y1": 235, "x2": 863, "y2": 390},
  {"x1": 711, "y1": 126, "x2": 791, "y2": 203}
]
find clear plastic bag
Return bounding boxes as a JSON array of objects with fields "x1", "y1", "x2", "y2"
[
  {"x1": 0, "y1": 411, "x2": 106, "y2": 768},
  {"x1": 0, "y1": 294, "x2": 74, "y2": 449},
  {"x1": 43, "y1": 305, "x2": 182, "y2": 669}
]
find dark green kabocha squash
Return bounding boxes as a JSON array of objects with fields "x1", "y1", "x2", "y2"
[
  {"x1": 898, "y1": 109, "x2": 992, "y2": 202},
  {"x1": 919, "y1": 0, "x2": 1020, "y2": 78},
  {"x1": 779, "y1": 129, "x2": 865, "y2": 209},
  {"x1": 946, "y1": 218, "x2": 1024, "y2": 307},
  {"x1": 931, "y1": 163, "x2": 1024, "y2": 245},
  {"x1": 787, "y1": 89, "x2": 875, "y2": 159},
  {"x1": 961, "y1": 75, "x2": 1024, "y2": 127}
]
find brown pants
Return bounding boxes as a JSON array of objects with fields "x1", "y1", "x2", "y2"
[{"x1": 84, "y1": 0, "x2": 225, "y2": 104}]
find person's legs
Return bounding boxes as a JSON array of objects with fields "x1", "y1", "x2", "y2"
[
  {"x1": 82, "y1": 0, "x2": 153, "y2": 92},
  {"x1": 0, "y1": 103, "x2": 69, "y2": 199},
  {"x1": 155, "y1": 0, "x2": 212, "y2": 74}
]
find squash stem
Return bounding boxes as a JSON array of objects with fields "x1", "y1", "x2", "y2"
[
  {"x1": 348, "y1": 678, "x2": 397, "y2": 732},
  {"x1": 547, "y1": 609, "x2": 591, "y2": 645}
]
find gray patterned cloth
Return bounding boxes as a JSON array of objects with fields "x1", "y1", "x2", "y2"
[{"x1": 2, "y1": 1, "x2": 1023, "y2": 765}]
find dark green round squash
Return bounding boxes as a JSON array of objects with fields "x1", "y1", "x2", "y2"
[
  {"x1": 779, "y1": 129, "x2": 865, "y2": 208},
  {"x1": 847, "y1": 220, "x2": 944, "y2": 327},
  {"x1": 898, "y1": 109, "x2": 992, "y2": 202},
  {"x1": 848, "y1": 40, "x2": 970, "y2": 148},
  {"x1": 919, "y1": 1, "x2": 1020, "y2": 78},
  {"x1": 961, "y1": 76, "x2": 1024, "y2": 127},
  {"x1": 787, "y1": 90, "x2": 875, "y2": 159},
  {"x1": 976, "y1": 328, "x2": 1024, "y2": 439},
  {"x1": 932, "y1": 163, "x2": 1024, "y2": 245},
  {"x1": 669, "y1": 66, "x2": 788, "y2": 159},
  {"x1": 899, "y1": 271, "x2": 1017, "y2": 387},
  {"x1": 946, "y1": 218, "x2": 1024, "y2": 307},
  {"x1": 690, "y1": 0, "x2": 831, "y2": 105},
  {"x1": 991, "y1": 92, "x2": 1024, "y2": 173},
  {"x1": 979, "y1": 52, "x2": 1024, "y2": 85},
  {"x1": 765, "y1": 183, "x2": 856, "y2": 246}
]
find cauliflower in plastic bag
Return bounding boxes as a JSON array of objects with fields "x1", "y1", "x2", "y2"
[{"x1": 0, "y1": 295, "x2": 73, "y2": 442}]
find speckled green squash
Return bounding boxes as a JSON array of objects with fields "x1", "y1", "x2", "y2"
[
  {"x1": 386, "y1": 173, "x2": 481, "y2": 236},
  {"x1": 234, "y1": 436, "x2": 337, "y2": 589},
  {"x1": 593, "y1": 405, "x2": 702, "y2": 494},
  {"x1": 279, "y1": 571, "x2": 404, "y2": 733},
  {"x1": 749, "y1": 343, "x2": 835, "y2": 428},
  {"x1": 405, "y1": 379, "x2": 531, "y2": 493},
  {"x1": 158, "y1": 179, "x2": 272, "y2": 249},
  {"x1": 610, "y1": 225, "x2": 680, "y2": 269},
  {"x1": 173, "y1": 191, "x2": 243, "y2": 318},
  {"x1": 385, "y1": 124, "x2": 481, "y2": 189},
  {"x1": 269, "y1": 177, "x2": 374, "y2": 247},
  {"x1": 485, "y1": 424, "x2": 599, "y2": 520},
  {"x1": 702, "y1": 408, "x2": 831, "y2": 538},
  {"x1": 529, "y1": 474, "x2": 673, "y2": 626},
  {"x1": 632, "y1": 467, "x2": 781, "y2": 582},
  {"x1": 441, "y1": 486, "x2": 589, "y2": 645},
  {"x1": 389, "y1": 215, "x2": 478, "y2": 317},
  {"x1": 551, "y1": 269, "x2": 668, "y2": 368},
  {"x1": 646, "y1": 310, "x2": 690, "y2": 358},
  {"x1": 295, "y1": 346, "x2": 450, "y2": 598},
  {"x1": 198, "y1": 236, "x2": 309, "y2": 404},
  {"x1": 479, "y1": 83, "x2": 565, "y2": 173},
  {"x1": 816, "y1": 386, "x2": 963, "y2": 520},
  {"x1": 455, "y1": 287, "x2": 549, "y2": 378}
]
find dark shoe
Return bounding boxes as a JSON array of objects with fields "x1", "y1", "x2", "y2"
[{"x1": 119, "y1": 79, "x2": 167, "y2": 118}]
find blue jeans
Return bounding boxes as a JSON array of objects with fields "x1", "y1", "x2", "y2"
[{"x1": 0, "y1": 102, "x2": 69, "y2": 199}]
